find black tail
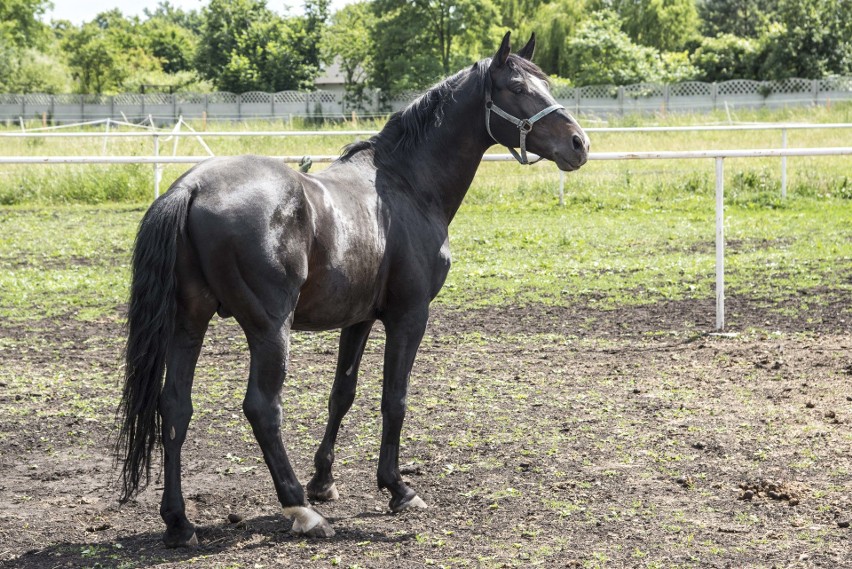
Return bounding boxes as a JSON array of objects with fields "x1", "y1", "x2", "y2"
[{"x1": 117, "y1": 186, "x2": 192, "y2": 503}]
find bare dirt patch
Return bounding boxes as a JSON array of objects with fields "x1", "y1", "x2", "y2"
[{"x1": 1, "y1": 299, "x2": 850, "y2": 568}]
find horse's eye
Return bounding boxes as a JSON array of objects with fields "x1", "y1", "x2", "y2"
[{"x1": 511, "y1": 85, "x2": 524, "y2": 95}]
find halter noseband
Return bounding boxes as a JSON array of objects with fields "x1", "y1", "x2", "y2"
[{"x1": 484, "y1": 83, "x2": 564, "y2": 165}]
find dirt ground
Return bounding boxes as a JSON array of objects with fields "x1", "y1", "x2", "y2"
[{"x1": 0, "y1": 295, "x2": 850, "y2": 568}]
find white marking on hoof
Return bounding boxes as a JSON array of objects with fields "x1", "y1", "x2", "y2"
[
  {"x1": 283, "y1": 506, "x2": 335, "y2": 537},
  {"x1": 393, "y1": 495, "x2": 428, "y2": 512},
  {"x1": 312, "y1": 483, "x2": 339, "y2": 502},
  {"x1": 186, "y1": 532, "x2": 199, "y2": 547}
]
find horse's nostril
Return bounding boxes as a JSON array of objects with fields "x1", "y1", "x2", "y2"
[{"x1": 572, "y1": 133, "x2": 585, "y2": 152}]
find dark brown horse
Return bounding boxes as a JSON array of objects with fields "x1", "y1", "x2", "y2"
[{"x1": 117, "y1": 32, "x2": 589, "y2": 547}]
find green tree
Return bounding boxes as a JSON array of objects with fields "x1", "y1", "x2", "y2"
[
  {"x1": 299, "y1": 0, "x2": 331, "y2": 74},
  {"x1": 608, "y1": 0, "x2": 700, "y2": 51},
  {"x1": 62, "y1": 11, "x2": 163, "y2": 93},
  {"x1": 142, "y1": 17, "x2": 198, "y2": 73},
  {"x1": 370, "y1": 0, "x2": 499, "y2": 96},
  {"x1": 195, "y1": 0, "x2": 270, "y2": 84},
  {"x1": 0, "y1": 0, "x2": 52, "y2": 47},
  {"x1": 690, "y1": 33, "x2": 760, "y2": 81},
  {"x1": 196, "y1": 0, "x2": 319, "y2": 92},
  {"x1": 493, "y1": 0, "x2": 551, "y2": 30},
  {"x1": 143, "y1": 1, "x2": 204, "y2": 33},
  {"x1": 564, "y1": 10, "x2": 697, "y2": 85},
  {"x1": 219, "y1": 18, "x2": 315, "y2": 91},
  {"x1": 697, "y1": 0, "x2": 776, "y2": 38},
  {"x1": 0, "y1": 42, "x2": 72, "y2": 93},
  {"x1": 322, "y1": 2, "x2": 375, "y2": 108},
  {"x1": 759, "y1": 0, "x2": 852, "y2": 79},
  {"x1": 519, "y1": 0, "x2": 587, "y2": 76}
]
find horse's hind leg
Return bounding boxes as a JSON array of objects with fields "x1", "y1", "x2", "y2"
[
  {"x1": 160, "y1": 298, "x2": 215, "y2": 548},
  {"x1": 242, "y1": 313, "x2": 335, "y2": 537},
  {"x1": 307, "y1": 320, "x2": 374, "y2": 502}
]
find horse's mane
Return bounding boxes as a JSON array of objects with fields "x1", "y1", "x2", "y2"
[{"x1": 340, "y1": 59, "x2": 491, "y2": 165}]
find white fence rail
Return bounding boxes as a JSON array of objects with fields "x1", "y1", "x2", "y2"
[
  {"x1": 2, "y1": 76, "x2": 851, "y2": 123},
  {"x1": 3, "y1": 121, "x2": 850, "y2": 198},
  {"x1": 1, "y1": 144, "x2": 850, "y2": 332}
]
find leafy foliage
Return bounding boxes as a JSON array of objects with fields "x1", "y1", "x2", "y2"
[
  {"x1": 518, "y1": 0, "x2": 586, "y2": 77},
  {"x1": 564, "y1": 10, "x2": 698, "y2": 85},
  {"x1": 689, "y1": 33, "x2": 761, "y2": 81},
  {"x1": 370, "y1": 0, "x2": 499, "y2": 97},
  {"x1": 697, "y1": 0, "x2": 776, "y2": 38},
  {"x1": 194, "y1": 0, "x2": 323, "y2": 92},
  {"x1": 611, "y1": 0, "x2": 700, "y2": 52},
  {"x1": 0, "y1": 0, "x2": 51, "y2": 47},
  {"x1": 322, "y1": 2, "x2": 376, "y2": 109},
  {"x1": 0, "y1": 0, "x2": 850, "y2": 95},
  {"x1": 758, "y1": 0, "x2": 852, "y2": 80}
]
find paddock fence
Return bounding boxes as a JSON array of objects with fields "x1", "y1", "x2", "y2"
[
  {"x1": 1, "y1": 121, "x2": 851, "y2": 331},
  {"x1": 2, "y1": 76, "x2": 851, "y2": 124}
]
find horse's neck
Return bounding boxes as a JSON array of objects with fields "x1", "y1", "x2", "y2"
[{"x1": 397, "y1": 83, "x2": 490, "y2": 223}]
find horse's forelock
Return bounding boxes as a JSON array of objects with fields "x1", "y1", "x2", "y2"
[{"x1": 507, "y1": 55, "x2": 550, "y2": 84}]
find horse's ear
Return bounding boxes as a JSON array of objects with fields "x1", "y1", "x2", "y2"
[
  {"x1": 492, "y1": 31, "x2": 511, "y2": 68},
  {"x1": 517, "y1": 32, "x2": 536, "y2": 61}
]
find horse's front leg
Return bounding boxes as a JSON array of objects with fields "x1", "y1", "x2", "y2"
[
  {"x1": 378, "y1": 307, "x2": 429, "y2": 512},
  {"x1": 307, "y1": 320, "x2": 375, "y2": 502}
]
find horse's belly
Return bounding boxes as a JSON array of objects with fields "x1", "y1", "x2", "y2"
[{"x1": 291, "y1": 269, "x2": 382, "y2": 331}]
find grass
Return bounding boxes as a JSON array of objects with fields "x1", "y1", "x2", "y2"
[{"x1": 0, "y1": 104, "x2": 849, "y2": 324}]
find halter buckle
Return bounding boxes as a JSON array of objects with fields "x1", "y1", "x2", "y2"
[{"x1": 519, "y1": 119, "x2": 533, "y2": 133}]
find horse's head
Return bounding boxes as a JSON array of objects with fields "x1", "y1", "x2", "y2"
[{"x1": 485, "y1": 32, "x2": 589, "y2": 171}]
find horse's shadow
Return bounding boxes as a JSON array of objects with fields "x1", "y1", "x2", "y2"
[{"x1": 3, "y1": 513, "x2": 415, "y2": 568}]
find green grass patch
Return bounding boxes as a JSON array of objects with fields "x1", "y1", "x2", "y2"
[{"x1": 0, "y1": 106, "x2": 849, "y2": 322}]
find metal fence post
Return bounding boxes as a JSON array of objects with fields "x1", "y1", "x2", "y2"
[
  {"x1": 781, "y1": 128, "x2": 788, "y2": 198},
  {"x1": 153, "y1": 134, "x2": 161, "y2": 199},
  {"x1": 715, "y1": 157, "x2": 725, "y2": 331}
]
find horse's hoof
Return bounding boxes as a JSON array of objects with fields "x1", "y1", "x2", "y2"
[
  {"x1": 307, "y1": 482, "x2": 339, "y2": 502},
  {"x1": 300, "y1": 517, "x2": 336, "y2": 538},
  {"x1": 163, "y1": 529, "x2": 198, "y2": 548},
  {"x1": 389, "y1": 494, "x2": 428, "y2": 513},
  {"x1": 283, "y1": 506, "x2": 335, "y2": 538}
]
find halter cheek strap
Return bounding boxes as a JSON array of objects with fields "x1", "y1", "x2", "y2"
[{"x1": 485, "y1": 90, "x2": 563, "y2": 165}]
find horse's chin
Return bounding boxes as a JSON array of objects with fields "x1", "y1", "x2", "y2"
[{"x1": 553, "y1": 155, "x2": 584, "y2": 172}]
